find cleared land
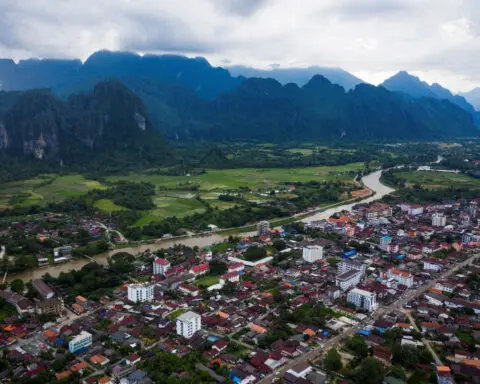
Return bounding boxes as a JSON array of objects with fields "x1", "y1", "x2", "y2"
[{"x1": 395, "y1": 171, "x2": 480, "y2": 190}]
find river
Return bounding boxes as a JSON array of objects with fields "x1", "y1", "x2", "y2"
[{"x1": 9, "y1": 170, "x2": 393, "y2": 282}]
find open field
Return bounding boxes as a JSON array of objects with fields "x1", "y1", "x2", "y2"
[
  {"x1": 0, "y1": 163, "x2": 364, "y2": 225},
  {"x1": 194, "y1": 275, "x2": 220, "y2": 287},
  {"x1": 106, "y1": 163, "x2": 364, "y2": 192},
  {"x1": 94, "y1": 199, "x2": 127, "y2": 212},
  {"x1": 0, "y1": 175, "x2": 107, "y2": 209},
  {"x1": 395, "y1": 170, "x2": 480, "y2": 190}
]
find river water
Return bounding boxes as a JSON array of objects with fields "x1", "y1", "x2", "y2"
[{"x1": 9, "y1": 170, "x2": 392, "y2": 282}]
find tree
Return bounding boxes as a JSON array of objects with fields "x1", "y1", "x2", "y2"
[
  {"x1": 324, "y1": 348, "x2": 342, "y2": 372},
  {"x1": 389, "y1": 365, "x2": 406, "y2": 380},
  {"x1": 351, "y1": 357, "x2": 385, "y2": 384},
  {"x1": 346, "y1": 335, "x2": 369, "y2": 359},
  {"x1": 10, "y1": 279, "x2": 24, "y2": 294},
  {"x1": 208, "y1": 260, "x2": 227, "y2": 276}
]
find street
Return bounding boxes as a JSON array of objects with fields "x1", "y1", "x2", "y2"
[{"x1": 257, "y1": 252, "x2": 480, "y2": 383}]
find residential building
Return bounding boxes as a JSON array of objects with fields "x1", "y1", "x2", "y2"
[
  {"x1": 436, "y1": 366, "x2": 454, "y2": 384},
  {"x1": 220, "y1": 271, "x2": 240, "y2": 284},
  {"x1": 363, "y1": 203, "x2": 392, "y2": 220},
  {"x1": 423, "y1": 259, "x2": 443, "y2": 272},
  {"x1": 285, "y1": 362, "x2": 313, "y2": 379},
  {"x1": 468, "y1": 201, "x2": 478, "y2": 218},
  {"x1": 432, "y1": 213, "x2": 447, "y2": 227},
  {"x1": 380, "y1": 236, "x2": 392, "y2": 251},
  {"x1": 176, "y1": 311, "x2": 201, "y2": 339},
  {"x1": 257, "y1": 220, "x2": 270, "y2": 236},
  {"x1": 32, "y1": 279, "x2": 55, "y2": 299},
  {"x1": 338, "y1": 259, "x2": 366, "y2": 276},
  {"x1": 69, "y1": 331, "x2": 92, "y2": 353},
  {"x1": 178, "y1": 283, "x2": 200, "y2": 297},
  {"x1": 411, "y1": 205, "x2": 424, "y2": 216},
  {"x1": 153, "y1": 258, "x2": 170, "y2": 275},
  {"x1": 36, "y1": 297, "x2": 64, "y2": 315},
  {"x1": 347, "y1": 288, "x2": 377, "y2": 312},
  {"x1": 302, "y1": 245, "x2": 323, "y2": 263},
  {"x1": 336, "y1": 270, "x2": 362, "y2": 291},
  {"x1": 127, "y1": 283, "x2": 154, "y2": 303},
  {"x1": 387, "y1": 268, "x2": 413, "y2": 288},
  {"x1": 227, "y1": 262, "x2": 244, "y2": 273},
  {"x1": 190, "y1": 263, "x2": 210, "y2": 276}
]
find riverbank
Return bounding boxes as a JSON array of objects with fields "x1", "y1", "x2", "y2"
[{"x1": 8, "y1": 170, "x2": 393, "y2": 282}]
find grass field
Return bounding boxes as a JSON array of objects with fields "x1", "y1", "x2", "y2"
[
  {"x1": 194, "y1": 275, "x2": 220, "y2": 287},
  {"x1": 0, "y1": 163, "x2": 364, "y2": 226},
  {"x1": 94, "y1": 199, "x2": 127, "y2": 212},
  {"x1": 0, "y1": 175, "x2": 107, "y2": 209},
  {"x1": 167, "y1": 308, "x2": 188, "y2": 319},
  {"x1": 106, "y1": 163, "x2": 364, "y2": 192},
  {"x1": 396, "y1": 170, "x2": 480, "y2": 189}
]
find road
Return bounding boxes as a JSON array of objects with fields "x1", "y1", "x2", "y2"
[
  {"x1": 403, "y1": 310, "x2": 441, "y2": 365},
  {"x1": 257, "y1": 252, "x2": 480, "y2": 383}
]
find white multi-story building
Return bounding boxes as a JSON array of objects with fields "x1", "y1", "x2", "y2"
[
  {"x1": 220, "y1": 271, "x2": 240, "y2": 284},
  {"x1": 408, "y1": 204, "x2": 424, "y2": 216},
  {"x1": 302, "y1": 245, "x2": 323, "y2": 263},
  {"x1": 176, "y1": 311, "x2": 201, "y2": 339},
  {"x1": 423, "y1": 259, "x2": 443, "y2": 272},
  {"x1": 432, "y1": 213, "x2": 447, "y2": 227},
  {"x1": 338, "y1": 259, "x2": 366, "y2": 276},
  {"x1": 336, "y1": 270, "x2": 362, "y2": 291},
  {"x1": 127, "y1": 283, "x2": 154, "y2": 303},
  {"x1": 257, "y1": 221, "x2": 270, "y2": 236},
  {"x1": 387, "y1": 268, "x2": 413, "y2": 288},
  {"x1": 347, "y1": 288, "x2": 377, "y2": 312},
  {"x1": 153, "y1": 258, "x2": 170, "y2": 275},
  {"x1": 69, "y1": 331, "x2": 92, "y2": 353},
  {"x1": 380, "y1": 236, "x2": 392, "y2": 251}
]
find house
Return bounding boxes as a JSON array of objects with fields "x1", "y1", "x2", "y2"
[
  {"x1": 212, "y1": 339, "x2": 229, "y2": 353},
  {"x1": 220, "y1": 271, "x2": 240, "y2": 284},
  {"x1": 126, "y1": 353, "x2": 141, "y2": 365},
  {"x1": 373, "y1": 347, "x2": 392, "y2": 367},
  {"x1": 178, "y1": 283, "x2": 200, "y2": 297},
  {"x1": 190, "y1": 264, "x2": 210, "y2": 276},
  {"x1": 436, "y1": 366, "x2": 454, "y2": 384},
  {"x1": 90, "y1": 354, "x2": 110, "y2": 367}
]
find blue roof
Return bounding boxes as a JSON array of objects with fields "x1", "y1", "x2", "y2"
[
  {"x1": 207, "y1": 335, "x2": 221, "y2": 343},
  {"x1": 357, "y1": 329, "x2": 371, "y2": 336},
  {"x1": 382, "y1": 236, "x2": 392, "y2": 240}
]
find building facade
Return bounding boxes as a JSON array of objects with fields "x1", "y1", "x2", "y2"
[
  {"x1": 338, "y1": 259, "x2": 366, "y2": 276},
  {"x1": 432, "y1": 213, "x2": 447, "y2": 227},
  {"x1": 69, "y1": 331, "x2": 92, "y2": 353},
  {"x1": 153, "y1": 258, "x2": 170, "y2": 275},
  {"x1": 176, "y1": 311, "x2": 202, "y2": 339},
  {"x1": 336, "y1": 270, "x2": 362, "y2": 291},
  {"x1": 257, "y1": 221, "x2": 270, "y2": 236},
  {"x1": 379, "y1": 236, "x2": 392, "y2": 251},
  {"x1": 347, "y1": 288, "x2": 377, "y2": 312},
  {"x1": 302, "y1": 245, "x2": 323, "y2": 263},
  {"x1": 127, "y1": 283, "x2": 154, "y2": 303},
  {"x1": 387, "y1": 268, "x2": 414, "y2": 288}
]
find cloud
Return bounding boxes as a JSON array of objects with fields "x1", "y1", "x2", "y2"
[
  {"x1": 0, "y1": 0, "x2": 479, "y2": 91},
  {"x1": 212, "y1": 0, "x2": 271, "y2": 17}
]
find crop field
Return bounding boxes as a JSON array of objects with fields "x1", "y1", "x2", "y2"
[
  {"x1": 0, "y1": 175, "x2": 107, "y2": 209},
  {"x1": 0, "y1": 163, "x2": 364, "y2": 225},
  {"x1": 106, "y1": 163, "x2": 364, "y2": 192},
  {"x1": 395, "y1": 170, "x2": 480, "y2": 190}
]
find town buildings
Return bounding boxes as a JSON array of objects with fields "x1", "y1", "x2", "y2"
[
  {"x1": 347, "y1": 288, "x2": 377, "y2": 312},
  {"x1": 153, "y1": 258, "x2": 170, "y2": 275},
  {"x1": 302, "y1": 245, "x2": 323, "y2": 263},
  {"x1": 257, "y1": 221, "x2": 270, "y2": 236},
  {"x1": 387, "y1": 268, "x2": 414, "y2": 288},
  {"x1": 176, "y1": 311, "x2": 201, "y2": 339},
  {"x1": 336, "y1": 270, "x2": 362, "y2": 291},
  {"x1": 432, "y1": 213, "x2": 447, "y2": 227},
  {"x1": 127, "y1": 283, "x2": 154, "y2": 303},
  {"x1": 69, "y1": 331, "x2": 92, "y2": 353}
]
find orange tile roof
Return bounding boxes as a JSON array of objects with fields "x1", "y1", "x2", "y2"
[
  {"x1": 396, "y1": 323, "x2": 411, "y2": 329},
  {"x1": 76, "y1": 295, "x2": 87, "y2": 302},
  {"x1": 71, "y1": 361, "x2": 88, "y2": 372},
  {"x1": 98, "y1": 378, "x2": 111, "y2": 384},
  {"x1": 437, "y1": 366, "x2": 451, "y2": 372},
  {"x1": 90, "y1": 354, "x2": 107, "y2": 364},
  {"x1": 250, "y1": 324, "x2": 267, "y2": 334},
  {"x1": 55, "y1": 370, "x2": 72, "y2": 380},
  {"x1": 389, "y1": 268, "x2": 411, "y2": 278},
  {"x1": 463, "y1": 359, "x2": 480, "y2": 368}
]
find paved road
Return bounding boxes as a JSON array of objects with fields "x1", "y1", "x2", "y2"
[
  {"x1": 257, "y1": 252, "x2": 480, "y2": 383},
  {"x1": 403, "y1": 309, "x2": 441, "y2": 365}
]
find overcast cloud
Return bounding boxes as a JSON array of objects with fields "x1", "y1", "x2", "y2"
[{"x1": 0, "y1": 0, "x2": 479, "y2": 91}]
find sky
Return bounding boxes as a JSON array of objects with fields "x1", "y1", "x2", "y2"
[{"x1": 0, "y1": 0, "x2": 479, "y2": 92}]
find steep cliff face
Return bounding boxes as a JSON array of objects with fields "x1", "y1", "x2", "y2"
[{"x1": 0, "y1": 81, "x2": 165, "y2": 164}]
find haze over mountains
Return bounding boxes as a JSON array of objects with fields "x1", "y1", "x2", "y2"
[{"x1": 0, "y1": 50, "x2": 479, "y2": 164}]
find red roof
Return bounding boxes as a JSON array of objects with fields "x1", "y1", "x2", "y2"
[
  {"x1": 154, "y1": 258, "x2": 170, "y2": 266},
  {"x1": 191, "y1": 264, "x2": 210, "y2": 273},
  {"x1": 221, "y1": 271, "x2": 239, "y2": 280}
]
